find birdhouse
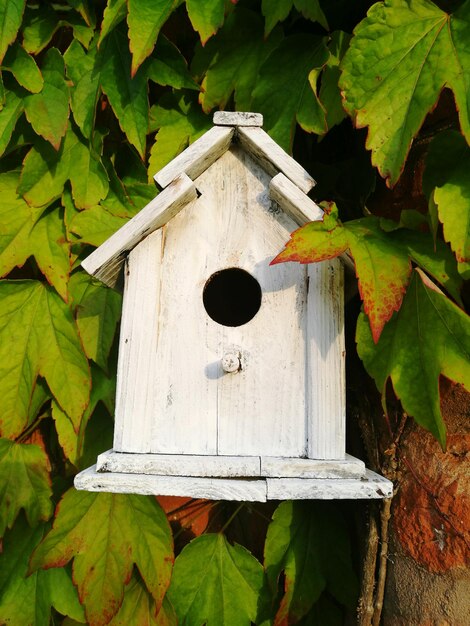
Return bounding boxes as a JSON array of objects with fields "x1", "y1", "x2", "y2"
[{"x1": 75, "y1": 112, "x2": 392, "y2": 502}]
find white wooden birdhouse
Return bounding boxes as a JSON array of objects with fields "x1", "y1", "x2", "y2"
[{"x1": 75, "y1": 112, "x2": 392, "y2": 502}]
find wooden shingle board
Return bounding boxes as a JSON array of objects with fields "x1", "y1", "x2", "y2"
[
  {"x1": 213, "y1": 111, "x2": 263, "y2": 126},
  {"x1": 269, "y1": 172, "x2": 323, "y2": 225},
  {"x1": 81, "y1": 173, "x2": 197, "y2": 287},
  {"x1": 153, "y1": 125, "x2": 234, "y2": 189}
]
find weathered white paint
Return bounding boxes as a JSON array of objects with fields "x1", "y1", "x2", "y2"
[
  {"x1": 213, "y1": 111, "x2": 263, "y2": 126},
  {"x1": 270, "y1": 172, "x2": 323, "y2": 224},
  {"x1": 221, "y1": 351, "x2": 241, "y2": 373},
  {"x1": 154, "y1": 126, "x2": 234, "y2": 189},
  {"x1": 81, "y1": 173, "x2": 197, "y2": 288},
  {"x1": 266, "y1": 470, "x2": 393, "y2": 500},
  {"x1": 307, "y1": 258, "x2": 346, "y2": 459},
  {"x1": 75, "y1": 466, "x2": 268, "y2": 501},
  {"x1": 74, "y1": 466, "x2": 393, "y2": 500},
  {"x1": 260, "y1": 454, "x2": 365, "y2": 478},
  {"x1": 237, "y1": 126, "x2": 315, "y2": 194},
  {"x1": 96, "y1": 451, "x2": 261, "y2": 477}
]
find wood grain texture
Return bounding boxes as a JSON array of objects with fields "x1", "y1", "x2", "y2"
[
  {"x1": 237, "y1": 126, "x2": 315, "y2": 193},
  {"x1": 213, "y1": 111, "x2": 263, "y2": 126},
  {"x1": 307, "y1": 258, "x2": 346, "y2": 459},
  {"x1": 260, "y1": 454, "x2": 365, "y2": 478},
  {"x1": 153, "y1": 126, "x2": 234, "y2": 189},
  {"x1": 96, "y1": 450, "x2": 261, "y2": 477},
  {"x1": 269, "y1": 172, "x2": 323, "y2": 225},
  {"x1": 81, "y1": 173, "x2": 197, "y2": 287},
  {"x1": 74, "y1": 466, "x2": 268, "y2": 501},
  {"x1": 266, "y1": 470, "x2": 393, "y2": 500}
]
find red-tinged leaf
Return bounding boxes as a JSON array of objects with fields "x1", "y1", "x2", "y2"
[
  {"x1": 0, "y1": 438, "x2": 53, "y2": 537},
  {"x1": 109, "y1": 576, "x2": 177, "y2": 626},
  {"x1": 186, "y1": 0, "x2": 225, "y2": 45},
  {"x1": 357, "y1": 269, "x2": 470, "y2": 447},
  {"x1": 272, "y1": 208, "x2": 411, "y2": 342},
  {"x1": 30, "y1": 489, "x2": 173, "y2": 626},
  {"x1": 127, "y1": 0, "x2": 175, "y2": 75}
]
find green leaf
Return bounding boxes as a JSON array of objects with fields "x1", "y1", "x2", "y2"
[
  {"x1": 52, "y1": 365, "x2": 115, "y2": 468},
  {"x1": 99, "y1": 0, "x2": 127, "y2": 45},
  {"x1": 64, "y1": 38, "x2": 101, "y2": 138},
  {"x1": 127, "y1": 0, "x2": 175, "y2": 75},
  {"x1": 252, "y1": 34, "x2": 329, "y2": 151},
  {"x1": 0, "y1": 439, "x2": 52, "y2": 536},
  {"x1": 272, "y1": 210, "x2": 411, "y2": 342},
  {"x1": 340, "y1": 0, "x2": 470, "y2": 186},
  {"x1": 168, "y1": 533, "x2": 266, "y2": 626},
  {"x1": 24, "y1": 48, "x2": 70, "y2": 149},
  {"x1": 0, "y1": 519, "x2": 85, "y2": 626},
  {"x1": 30, "y1": 489, "x2": 173, "y2": 626},
  {"x1": 69, "y1": 271, "x2": 121, "y2": 368},
  {"x1": 186, "y1": 0, "x2": 225, "y2": 44},
  {"x1": 262, "y1": 0, "x2": 327, "y2": 36},
  {"x1": 195, "y1": 8, "x2": 282, "y2": 113},
  {"x1": 69, "y1": 132, "x2": 109, "y2": 208},
  {"x1": 29, "y1": 207, "x2": 71, "y2": 299},
  {"x1": 147, "y1": 35, "x2": 198, "y2": 90},
  {"x1": 2, "y1": 42, "x2": 43, "y2": 93},
  {"x1": 100, "y1": 26, "x2": 148, "y2": 157},
  {"x1": 0, "y1": 170, "x2": 34, "y2": 276},
  {"x1": 264, "y1": 501, "x2": 357, "y2": 624},
  {"x1": 21, "y1": 4, "x2": 58, "y2": 54},
  {"x1": 0, "y1": 0, "x2": 25, "y2": 63},
  {"x1": 0, "y1": 281, "x2": 90, "y2": 438},
  {"x1": 356, "y1": 269, "x2": 470, "y2": 446},
  {"x1": 67, "y1": 0, "x2": 96, "y2": 27},
  {"x1": 424, "y1": 130, "x2": 470, "y2": 263},
  {"x1": 109, "y1": 577, "x2": 177, "y2": 626},
  {"x1": 69, "y1": 204, "x2": 128, "y2": 246},
  {"x1": 19, "y1": 131, "x2": 77, "y2": 207},
  {"x1": 148, "y1": 93, "x2": 211, "y2": 178},
  {"x1": 317, "y1": 31, "x2": 350, "y2": 134},
  {"x1": 0, "y1": 87, "x2": 23, "y2": 156}
]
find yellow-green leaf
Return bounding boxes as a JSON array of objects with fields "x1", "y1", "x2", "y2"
[
  {"x1": 3, "y1": 42, "x2": 43, "y2": 93},
  {"x1": 0, "y1": 87, "x2": 24, "y2": 156},
  {"x1": 99, "y1": 0, "x2": 127, "y2": 45},
  {"x1": 0, "y1": 170, "x2": 34, "y2": 276},
  {"x1": 0, "y1": 0, "x2": 25, "y2": 63},
  {"x1": 186, "y1": 0, "x2": 225, "y2": 44},
  {"x1": 0, "y1": 281, "x2": 90, "y2": 438},
  {"x1": 147, "y1": 35, "x2": 198, "y2": 90},
  {"x1": 127, "y1": 0, "x2": 175, "y2": 75},
  {"x1": 30, "y1": 490, "x2": 173, "y2": 626},
  {"x1": 0, "y1": 439, "x2": 52, "y2": 536},
  {"x1": 109, "y1": 577, "x2": 177, "y2": 626}
]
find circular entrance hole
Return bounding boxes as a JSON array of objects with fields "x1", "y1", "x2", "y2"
[{"x1": 202, "y1": 268, "x2": 262, "y2": 327}]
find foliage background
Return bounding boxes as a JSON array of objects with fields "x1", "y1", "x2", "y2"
[{"x1": 0, "y1": 0, "x2": 469, "y2": 624}]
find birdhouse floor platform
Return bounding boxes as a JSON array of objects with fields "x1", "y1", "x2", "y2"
[{"x1": 74, "y1": 451, "x2": 393, "y2": 501}]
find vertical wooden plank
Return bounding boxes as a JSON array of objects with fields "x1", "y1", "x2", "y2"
[
  {"x1": 113, "y1": 230, "x2": 163, "y2": 452},
  {"x1": 307, "y1": 259, "x2": 346, "y2": 459}
]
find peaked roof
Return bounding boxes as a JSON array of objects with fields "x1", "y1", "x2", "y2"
[{"x1": 82, "y1": 112, "x2": 324, "y2": 287}]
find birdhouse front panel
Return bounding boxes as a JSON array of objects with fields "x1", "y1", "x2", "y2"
[
  {"x1": 75, "y1": 112, "x2": 393, "y2": 501},
  {"x1": 114, "y1": 146, "x2": 311, "y2": 458}
]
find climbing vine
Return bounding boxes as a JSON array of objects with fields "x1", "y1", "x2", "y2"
[{"x1": 0, "y1": 0, "x2": 469, "y2": 624}]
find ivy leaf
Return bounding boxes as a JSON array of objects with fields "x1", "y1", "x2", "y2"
[
  {"x1": 0, "y1": 0, "x2": 25, "y2": 63},
  {"x1": 272, "y1": 208, "x2": 411, "y2": 342},
  {"x1": 424, "y1": 130, "x2": 470, "y2": 263},
  {"x1": 316, "y1": 31, "x2": 350, "y2": 135},
  {"x1": 24, "y1": 48, "x2": 70, "y2": 149},
  {"x1": 30, "y1": 489, "x2": 173, "y2": 626},
  {"x1": 265, "y1": 501, "x2": 357, "y2": 624},
  {"x1": 127, "y1": 0, "x2": 175, "y2": 75},
  {"x1": 252, "y1": 34, "x2": 329, "y2": 152},
  {"x1": 0, "y1": 88, "x2": 24, "y2": 156},
  {"x1": 99, "y1": 0, "x2": 127, "y2": 45},
  {"x1": 0, "y1": 439, "x2": 52, "y2": 536},
  {"x1": 0, "y1": 519, "x2": 85, "y2": 626},
  {"x1": 147, "y1": 35, "x2": 198, "y2": 90},
  {"x1": 109, "y1": 577, "x2": 177, "y2": 626},
  {"x1": 356, "y1": 269, "x2": 470, "y2": 446},
  {"x1": 0, "y1": 281, "x2": 90, "y2": 438},
  {"x1": 69, "y1": 204, "x2": 128, "y2": 246},
  {"x1": 0, "y1": 170, "x2": 34, "y2": 276},
  {"x1": 186, "y1": 0, "x2": 225, "y2": 44},
  {"x1": 194, "y1": 9, "x2": 282, "y2": 114},
  {"x1": 52, "y1": 365, "x2": 115, "y2": 468},
  {"x1": 340, "y1": 0, "x2": 470, "y2": 186},
  {"x1": 64, "y1": 38, "x2": 101, "y2": 139},
  {"x1": 148, "y1": 93, "x2": 211, "y2": 177},
  {"x1": 67, "y1": 0, "x2": 96, "y2": 28},
  {"x1": 168, "y1": 533, "x2": 266, "y2": 626},
  {"x1": 69, "y1": 272, "x2": 121, "y2": 368},
  {"x1": 100, "y1": 26, "x2": 148, "y2": 157},
  {"x1": 21, "y1": 4, "x2": 58, "y2": 54},
  {"x1": 69, "y1": 132, "x2": 109, "y2": 208},
  {"x1": 2, "y1": 42, "x2": 43, "y2": 93},
  {"x1": 262, "y1": 0, "x2": 327, "y2": 36}
]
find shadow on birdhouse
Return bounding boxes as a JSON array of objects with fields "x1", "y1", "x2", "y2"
[{"x1": 75, "y1": 112, "x2": 392, "y2": 502}]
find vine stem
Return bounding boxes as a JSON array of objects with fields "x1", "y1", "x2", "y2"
[{"x1": 219, "y1": 503, "x2": 245, "y2": 534}]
